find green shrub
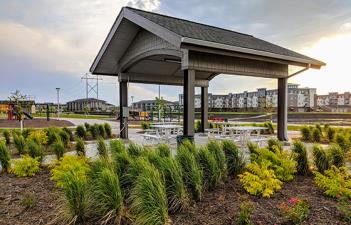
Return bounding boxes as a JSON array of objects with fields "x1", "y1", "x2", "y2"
[
  {"x1": 291, "y1": 141, "x2": 309, "y2": 175},
  {"x1": 59, "y1": 130, "x2": 71, "y2": 147},
  {"x1": 84, "y1": 122, "x2": 90, "y2": 130},
  {"x1": 300, "y1": 126, "x2": 312, "y2": 142},
  {"x1": 195, "y1": 120, "x2": 201, "y2": 132},
  {"x1": 104, "y1": 123, "x2": 112, "y2": 138},
  {"x1": 111, "y1": 149, "x2": 134, "y2": 194},
  {"x1": 263, "y1": 121, "x2": 274, "y2": 134},
  {"x1": 181, "y1": 139, "x2": 196, "y2": 154},
  {"x1": 98, "y1": 124, "x2": 106, "y2": 139},
  {"x1": 312, "y1": 128, "x2": 322, "y2": 143},
  {"x1": 329, "y1": 144, "x2": 345, "y2": 167},
  {"x1": 312, "y1": 145, "x2": 330, "y2": 173},
  {"x1": 239, "y1": 161, "x2": 282, "y2": 198},
  {"x1": 44, "y1": 127, "x2": 60, "y2": 145},
  {"x1": 13, "y1": 134, "x2": 27, "y2": 155},
  {"x1": 337, "y1": 196, "x2": 351, "y2": 223},
  {"x1": 336, "y1": 133, "x2": 349, "y2": 152},
  {"x1": 92, "y1": 167, "x2": 123, "y2": 224},
  {"x1": 207, "y1": 140, "x2": 227, "y2": 179},
  {"x1": 27, "y1": 140, "x2": 44, "y2": 163},
  {"x1": 247, "y1": 142, "x2": 259, "y2": 157},
  {"x1": 27, "y1": 130, "x2": 48, "y2": 145},
  {"x1": 89, "y1": 124, "x2": 99, "y2": 139},
  {"x1": 141, "y1": 121, "x2": 150, "y2": 130},
  {"x1": 250, "y1": 147, "x2": 296, "y2": 182},
  {"x1": 147, "y1": 151, "x2": 189, "y2": 213},
  {"x1": 110, "y1": 139, "x2": 125, "y2": 154},
  {"x1": 62, "y1": 127, "x2": 74, "y2": 141},
  {"x1": 11, "y1": 155, "x2": 40, "y2": 177},
  {"x1": 97, "y1": 138, "x2": 108, "y2": 158},
  {"x1": 176, "y1": 145, "x2": 203, "y2": 201},
  {"x1": 50, "y1": 155, "x2": 90, "y2": 188},
  {"x1": 0, "y1": 141, "x2": 11, "y2": 172},
  {"x1": 197, "y1": 147, "x2": 221, "y2": 190},
  {"x1": 76, "y1": 125, "x2": 86, "y2": 139},
  {"x1": 127, "y1": 142, "x2": 143, "y2": 158},
  {"x1": 3, "y1": 130, "x2": 11, "y2": 145},
  {"x1": 267, "y1": 138, "x2": 282, "y2": 152},
  {"x1": 222, "y1": 140, "x2": 245, "y2": 175},
  {"x1": 52, "y1": 139, "x2": 65, "y2": 160},
  {"x1": 237, "y1": 196, "x2": 255, "y2": 225},
  {"x1": 314, "y1": 166, "x2": 351, "y2": 199},
  {"x1": 156, "y1": 144, "x2": 171, "y2": 158},
  {"x1": 130, "y1": 160, "x2": 169, "y2": 225},
  {"x1": 75, "y1": 137, "x2": 85, "y2": 156},
  {"x1": 60, "y1": 170, "x2": 91, "y2": 224},
  {"x1": 22, "y1": 128, "x2": 34, "y2": 138}
]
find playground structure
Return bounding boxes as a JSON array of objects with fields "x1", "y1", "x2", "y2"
[{"x1": 0, "y1": 101, "x2": 34, "y2": 121}]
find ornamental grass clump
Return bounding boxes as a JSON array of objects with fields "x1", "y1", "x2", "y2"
[
  {"x1": 98, "y1": 124, "x2": 106, "y2": 139},
  {"x1": 127, "y1": 142, "x2": 143, "y2": 158},
  {"x1": 11, "y1": 155, "x2": 40, "y2": 177},
  {"x1": 75, "y1": 137, "x2": 85, "y2": 156},
  {"x1": 110, "y1": 139, "x2": 125, "y2": 154},
  {"x1": 104, "y1": 123, "x2": 112, "y2": 138},
  {"x1": 207, "y1": 140, "x2": 227, "y2": 180},
  {"x1": 89, "y1": 124, "x2": 100, "y2": 139},
  {"x1": 329, "y1": 144, "x2": 345, "y2": 167},
  {"x1": 59, "y1": 171, "x2": 91, "y2": 225},
  {"x1": 327, "y1": 127, "x2": 336, "y2": 142},
  {"x1": 237, "y1": 196, "x2": 255, "y2": 225},
  {"x1": 75, "y1": 125, "x2": 86, "y2": 139},
  {"x1": 130, "y1": 160, "x2": 169, "y2": 225},
  {"x1": 222, "y1": 140, "x2": 245, "y2": 175},
  {"x1": 91, "y1": 167, "x2": 123, "y2": 224},
  {"x1": 0, "y1": 141, "x2": 11, "y2": 173},
  {"x1": 62, "y1": 127, "x2": 74, "y2": 141},
  {"x1": 3, "y1": 130, "x2": 11, "y2": 145},
  {"x1": 45, "y1": 127, "x2": 61, "y2": 145},
  {"x1": 314, "y1": 166, "x2": 351, "y2": 199},
  {"x1": 13, "y1": 134, "x2": 27, "y2": 155},
  {"x1": 263, "y1": 121, "x2": 274, "y2": 134},
  {"x1": 52, "y1": 138, "x2": 65, "y2": 160},
  {"x1": 59, "y1": 130, "x2": 71, "y2": 147},
  {"x1": 300, "y1": 126, "x2": 312, "y2": 142},
  {"x1": 312, "y1": 144, "x2": 330, "y2": 173},
  {"x1": 97, "y1": 138, "x2": 108, "y2": 158},
  {"x1": 336, "y1": 133, "x2": 349, "y2": 152},
  {"x1": 147, "y1": 151, "x2": 189, "y2": 213},
  {"x1": 156, "y1": 144, "x2": 171, "y2": 158},
  {"x1": 239, "y1": 161, "x2": 282, "y2": 198},
  {"x1": 176, "y1": 145, "x2": 203, "y2": 201},
  {"x1": 27, "y1": 140, "x2": 44, "y2": 163},
  {"x1": 291, "y1": 141, "x2": 309, "y2": 175},
  {"x1": 312, "y1": 128, "x2": 322, "y2": 143},
  {"x1": 197, "y1": 147, "x2": 221, "y2": 190}
]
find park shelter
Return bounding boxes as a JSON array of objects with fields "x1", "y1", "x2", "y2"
[{"x1": 90, "y1": 7, "x2": 325, "y2": 141}]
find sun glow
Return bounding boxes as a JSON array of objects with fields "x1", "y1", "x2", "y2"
[{"x1": 292, "y1": 31, "x2": 351, "y2": 94}]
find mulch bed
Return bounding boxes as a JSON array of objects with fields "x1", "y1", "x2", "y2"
[
  {"x1": 171, "y1": 176, "x2": 348, "y2": 225},
  {"x1": 0, "y1": 118, "x2": 74, "y2": 128},
  {"x1": 0, "y1": 168, "x2": 59, "y2": 225},
  {"x1": 0, "y1": 169, "x2": 347, "y2": 225}
]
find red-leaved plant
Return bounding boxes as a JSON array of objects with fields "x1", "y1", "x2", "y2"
[{"x1": 278, "y1": 197, "x2": 309, "y2": 224}]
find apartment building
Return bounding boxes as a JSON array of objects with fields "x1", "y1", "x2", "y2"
[
  {"x1": 316, "y1": 92, "x2": 351, "y2": 112},
  {"x1": 179, "y1": 83, "x2": 316, "y2": 112}
]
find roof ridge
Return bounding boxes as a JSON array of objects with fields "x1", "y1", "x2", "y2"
[{"x1": 125, "y1": 6, "x2": 253, "y2": 38}]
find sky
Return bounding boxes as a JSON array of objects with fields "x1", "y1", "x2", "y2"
[{"x1": 1, "y1": 0, "x2": 351, "y2": 105}]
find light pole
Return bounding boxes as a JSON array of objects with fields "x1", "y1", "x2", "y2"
[
  {"x1": 131, "y1": 96, "x2": 134, "y2": 111},
  {"x1": 158, "y1": 85, "x2": 161, "y2": 122},
  {"x1": 56, "y1": 88, "x2": 60, "y2": 118}
]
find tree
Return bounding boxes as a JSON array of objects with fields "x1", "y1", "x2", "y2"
[
  {"x1": 156, "y1": 97, "x2": 166, "y2": 121},
  {"x1": 8, "y1": 90, "x2": 26, "y2": 130}
]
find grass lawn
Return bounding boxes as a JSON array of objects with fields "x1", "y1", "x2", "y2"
[{"x1": 32, "y1": 113, "x2": 113, "y2": 119}]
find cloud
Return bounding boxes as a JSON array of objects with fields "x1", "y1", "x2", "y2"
[{"x1": 128, "y1": 0, "x2": 160, "y2": 11}]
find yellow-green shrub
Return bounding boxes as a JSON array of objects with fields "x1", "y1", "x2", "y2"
[
  {"x1": 27, "y1": 130, "x2": 48, "y2": 145},
  {"x1": 314, "y1": 166, "x2": 351, "y2": 199},
  {"x1": 50, "y1": 155, "x2": 90, "y2": 187},
  {"x1": 239, "y1": 161, "x2": 282, "y2": 198},
  {"x1": 11, "y1": 155, "x2": 40, "y2": 177}
]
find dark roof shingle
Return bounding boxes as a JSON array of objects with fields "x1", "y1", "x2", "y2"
[{"x1": 127, "y1": 7, "x2": 318, "y2": 62}]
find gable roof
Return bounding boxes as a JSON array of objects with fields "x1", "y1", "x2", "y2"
[
  {"x1": 127, "y1": 7, "x2": 322, "y2": 64},
  {"x1": 90, "y1": 7, "x2": 325, "y2": 74}
]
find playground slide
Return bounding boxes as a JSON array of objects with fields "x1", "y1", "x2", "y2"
[{"x1": 23, "y1": 112, "x2": 33, "y2": 119}]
